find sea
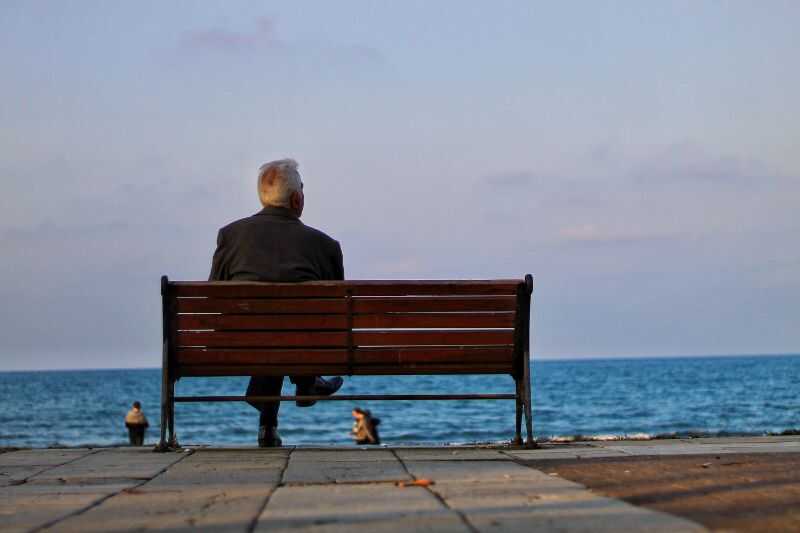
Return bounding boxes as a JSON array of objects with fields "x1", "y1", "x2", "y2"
[{"x1": 1, "y1": 354, "x2": 798, "y2": 448}]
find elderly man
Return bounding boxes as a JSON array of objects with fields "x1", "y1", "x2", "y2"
[{"x1": 210, "y1": 159, "x2": 344, "y2": 447}]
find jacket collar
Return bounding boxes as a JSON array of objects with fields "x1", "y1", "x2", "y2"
[{"x1": 256, "y1": 206, "x2": 299, "y2": 219}]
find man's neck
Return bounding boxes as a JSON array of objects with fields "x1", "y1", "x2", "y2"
[{"x1": 259, "y1": 205, "x2": 299, "y2": 219}]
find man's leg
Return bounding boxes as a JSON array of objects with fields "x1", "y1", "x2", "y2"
[
  {"x1": 246, "y1": 376, "x2": 283, "y2": 446},
  {"x1": 291, "y1": 375, "x2": 343, "y2": 407},
  {"x1": 290, "y1": 376, "x2": 315, "y2": 389}
]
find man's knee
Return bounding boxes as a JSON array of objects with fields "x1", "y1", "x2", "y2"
[{"x1": 289, "y1": 376, "x2": 315, "y2": 387}]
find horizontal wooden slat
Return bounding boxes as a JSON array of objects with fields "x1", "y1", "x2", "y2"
[
  {"x1": 347, "y1": 281, "x2": 520, "y2": 296},
  {"x1": 177, "y1": 331, "x2": 347, "y2": 348},
  {"x1": 352, "y1": 296, "x2": 516, "y2": 313},
  {"x1": 172, "y1": 282, "x2": 346, "y2": 298},
  {"x1": 178, "y1": 364, "x2": 512, "y2": 377},
  {"x1": 177, "y1": 314, "x2": 348, "y2": 331},
  {"x1": 355, "y1": 346, "x2": 513, "y2": 365},
  {"x1": 352, "y1": 312, "x2": 514, "y2": 329},
  {"x1": 176, "y1": 348, "x2": 349, "y2": 365},
  {"x1": 179, "y1": 365, "x2": 349, "y2": 377},
  {"x1": 170, "y1": 280, "x2": 522, "y2": 298},
  {"x1": 175, "y1": 298, "x2": 347, "y2": 314},
  {"x1": 175, "y1": 296, "x2": 515, "y2": 314},
  {"x1": 176, "y1": 313, "x2": 515, "y2": 331},
  {"x1": 353, "y1": 329, "x2": 513, "y2": 346},
  {"x1": 175, "y1": 347, "x2": 513, "y2": 366}
]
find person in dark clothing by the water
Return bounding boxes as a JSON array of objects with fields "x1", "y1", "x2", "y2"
[{"x1": 125, "y1": 401, "x2": 149, "y2": 446}]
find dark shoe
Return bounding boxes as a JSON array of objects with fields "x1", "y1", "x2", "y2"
[
  {"x1": 258, "y1": 426, "x2": 282, "y2": 448},
  {"x1": 295, "y1": 376, "x2": 344, "y2": 407}
]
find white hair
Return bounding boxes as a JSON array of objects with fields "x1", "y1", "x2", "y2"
[{"x1": 257, "y1": 158, "x2": 303, "y2": 208}]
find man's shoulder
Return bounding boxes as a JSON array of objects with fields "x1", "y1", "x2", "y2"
[
  {"x1": 218, "y1": 214, "x2": 259, "y2": 235},
  {"x1": 299, "y1": 222, "x2": 341, "y2": 249},
  {"x1": 218, "y1": 214, "x2": 340, "y2": 249}
]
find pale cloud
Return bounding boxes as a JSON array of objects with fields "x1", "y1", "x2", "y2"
[
  {"x1": 176, "y1": 16, "x2": 382, "y2": 67},
  {"x1": 181, "y1": 17, "x2": 277, "y2": 53},
  {"x1": 556, "y1": 224, "x2": 678, "y2": 245},
  {"x1": 481, "y1": 172, "x2": 537, "y2": 187},
  {"x1": 629, "y1": 142, "x2": 772, "y2": 186}
]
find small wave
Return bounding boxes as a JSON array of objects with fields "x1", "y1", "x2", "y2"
[
  {"x1": 538, "y1": 428, "x2": 800, "y2": 443},
  {"x1": 543, "y1": 433, "x2": 656, "y2": 443}
]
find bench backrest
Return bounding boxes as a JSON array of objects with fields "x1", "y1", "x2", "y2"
[{"x1": 163, "y1": 278, "x2": 532, "y2": 378}]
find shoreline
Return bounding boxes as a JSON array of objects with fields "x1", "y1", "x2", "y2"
[{"x1": 6, "y1": 429, "x2": 800, "y2": 451}]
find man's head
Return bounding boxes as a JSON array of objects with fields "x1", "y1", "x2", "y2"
[
  {"x1": 257, "y1": 158, "x2": 304, "y2": 217},
  {"x1": 132, "y1": 401, "x2": 141, "y2": 410}
]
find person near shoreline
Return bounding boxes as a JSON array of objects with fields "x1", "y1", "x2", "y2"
[
  {"x1": 209, "y1": 158, "x2": 345, "y2": 447},
  {"x1": 351, "y1": 407, "x2": 381, "y2": 445},
  {"x1": 124, "y1": 401, "x2": 149, "y2": 446}
]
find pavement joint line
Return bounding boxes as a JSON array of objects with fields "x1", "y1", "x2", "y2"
[
  {"x1": 11, "y1": 448, "x2": 102, "y2": 488},
  {"x1": 31, "y1": 448, "x2": 195, "y2": 533},
  {"x1": 390, "y1": 448, "x2": 479, "y2": 533},
  {"x1": 248, "y1": 447, "x2": 292, "y2": 533}
]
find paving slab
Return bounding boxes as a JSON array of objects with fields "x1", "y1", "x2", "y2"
[
  {"x1": 404, "y1": 459, "x2": 553, "y2": 483},
  {"x1": 457, "y1": 494, "x2": 706, "y2": 532},
  {"x1": 0, "y1": 449, "x2": 94, "y2": 467},
  {"x1": 28, "y1": 448, "x2": 186, "y2": 484},
  {"x1": 287, "y1": 450, "x2": 398, "y2": 462},
  {"x1": 689, "y1": 435, "x2": 800, "y2": 444},
  {"x1": 283, "y1": 450, "x2": 409, "y2": 484},
  {"x1": 146, "y1": 450, "x2": 286, "y2": 488},
  {"x1": 592, "y1": 438, "x2": 800, "y2": 456},
  {"x1": 0, "y1": 485, "x2": 118, "y2": 533},
  {"x1": 256, "y1": 483, "x2": 469, "y2": 532},
  {"x1": 48, "y1": 450, "x2": 289, "y2": 532},
  {"x1": 0, "y1": 466, "x2": 49, "y2": 487},
  {"x1": 395, "y1": 448, "x2": 507, "y2": 461},
  {"x1": 584, "y1": 440, "x2": 690, "y2": 447},
  {"x1": 602, "y1": 445, "x2": 735, "y2": 456},
  {"x1": 714, "y1": 441, "x2": 800, "y2": 452},
  {"x1": 506, "y1": 447, "x2": 630, "y2": 461}
]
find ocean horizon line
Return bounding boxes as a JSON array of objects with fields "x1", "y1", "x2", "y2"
[{"x1": 1, "y1": 352, "x2": 798, "y2": 374}]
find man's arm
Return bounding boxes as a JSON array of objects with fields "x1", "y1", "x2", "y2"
[
  {"x1": 331, "y1": 241, "x2": 344, "y2": 281},
  {"x1": 209, "y1": 229, "x2": 229, "y2": 281}
]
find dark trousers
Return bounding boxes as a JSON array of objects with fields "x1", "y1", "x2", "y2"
[
  {"x1": 127, "y1": 424, "x2": 146, "y2": 446},
  {"x1": 246, "y1": 375, "x2": 315, "y2": 427}
]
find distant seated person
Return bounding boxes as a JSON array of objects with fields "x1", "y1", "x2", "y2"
[
  {"x1": 351, "y1": 408, "x2": 381, "y2": 445},
  {"x1": 125, "y1": 401, "x2": 149, "y2": 446},
  {"x1": 209, "y1": 158, "x2": 344, "y2": 448}
]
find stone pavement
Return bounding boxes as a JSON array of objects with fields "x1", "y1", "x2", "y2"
[{"x1": 2, "y1": 437, "x2": 797, "y2": 532}]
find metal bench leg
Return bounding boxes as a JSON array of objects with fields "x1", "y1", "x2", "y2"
[
  {"x1": 513, "y1": 377, "x2": 523, "y2": 445},
  {"x1": 523, "y1": 350, "x2": 536, "y2": 448},
  {"x1": 154, "y1": 341, "x2": 170, "y2": 452},
  {"x1": 167, "y1": 379, "x2": 179, "y2": 449}
]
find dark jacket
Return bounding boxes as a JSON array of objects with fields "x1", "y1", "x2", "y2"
[{"x1": 209, "y1": 206, "x2": 344, "y2": 282}]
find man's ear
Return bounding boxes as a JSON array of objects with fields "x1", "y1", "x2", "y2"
[{"x1": 290, "y1": 190, "x2": 304, "y2": 216}]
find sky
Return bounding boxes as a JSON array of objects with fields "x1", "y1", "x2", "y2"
[{"x1": 1, "y1": 1, "x2": 798, "y2": 370}]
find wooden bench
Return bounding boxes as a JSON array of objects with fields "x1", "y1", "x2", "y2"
[{"x1": 156, "y1": 274, "x2": 535, "y2": 450}]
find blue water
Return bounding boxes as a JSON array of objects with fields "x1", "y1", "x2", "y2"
[{"x1": 1, "y1": 355, "x2": 798, "y2": 448}]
